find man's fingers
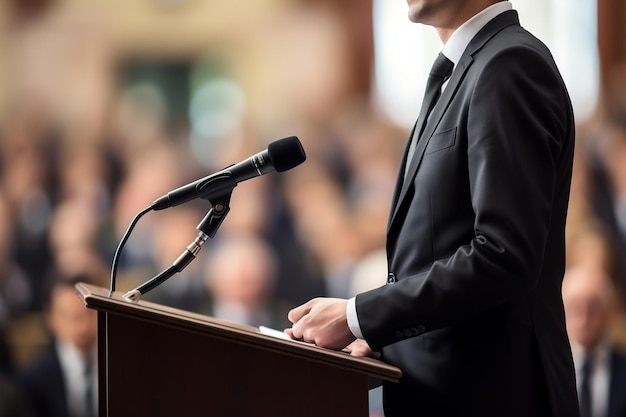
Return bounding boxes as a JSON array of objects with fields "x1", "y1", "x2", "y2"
[
  {"x1": 287, "y1": 299, "x2": 316, "y2": 323},
  {"x1": 286, "y1": 298, "x2": 353, "y2": 349},
  {"x1": 289, "y1": 320, "x2": 303, "y2": 340},
  {"x1": 345, "y1": 339, "x2": 376, "y2": 358}
]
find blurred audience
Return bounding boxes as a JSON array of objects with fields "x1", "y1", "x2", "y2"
[
  {"x1": 19, "y1": 274, "x2": 100, "y2": 417},
  {"x1": 283, "y1": 163, "x2": 361, "y2": 298},
  {"x1": 0, "y1": 192, "x2": 32, "y2": 331},
  {"x1": 198, "y1": 231, "x2": 290, "y2": 329},
  {"x1": 563, "y1": 262, "x2": 626, "y2": 417},
  {"x1": 139, "y1": 204, "x2": 208, "y2": 310},
  {"x1": 586, "y1": 121, "x2": 626, "y2": 292},
  {"x1": 0, "y1": 373, "x2": 30, "y2": 417},
  {"x1": 0, "y1": 108, "x2": 56, "y2": 313},
  {"x1": 577, "y1": 64, "x2": 626, "y2": 302},
  {"x1": 563, "y1": 212, "x2": 626, "y2": 417}
]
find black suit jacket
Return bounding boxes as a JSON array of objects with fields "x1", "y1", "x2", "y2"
[
  {"x1": 0, "y1": 374, "x2": 30, "y2": 417},
  {"x1": 356, "y1": 10, "x2": 579, "y2": 417},
  {"x1": 19, "y1": 344, "x2": 69, "y2": 417},
  {"x1": 608, "y1": 348, "x2": 626, "y2": 417}
]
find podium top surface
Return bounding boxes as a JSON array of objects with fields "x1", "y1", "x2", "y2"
[{"x1": 76, "y1": 283, "x2": 401, "y2": 383}]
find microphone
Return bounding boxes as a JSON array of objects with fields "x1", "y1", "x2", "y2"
[{"x1": 152, "y1": 136, "x2": 306, "y2": 210}]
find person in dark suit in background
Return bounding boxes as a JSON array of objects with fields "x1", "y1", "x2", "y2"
[
  {"x1": 286, "y1": 0, "x2": 579, "y2": 416},
  {"x1": 0, "y1": 327, "x2": 30, "y2": 417},
  {"x1": 563, "y1": 264, "x2": 626, "y2": 417},
  {"x1": 20, "y1": 275, "x2": 98, "y2": 417},
  {"x1": 0, "y1": 373, "x2": 30, "y2": 417}
]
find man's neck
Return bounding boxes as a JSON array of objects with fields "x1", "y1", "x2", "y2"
[{"x1": 436, "y1": 1, "x2": 505, "y2": 43}]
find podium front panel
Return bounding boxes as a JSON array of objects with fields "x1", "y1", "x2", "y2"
[{"x1": 102, "y1": 312, "x2": 369, "y2": 417}]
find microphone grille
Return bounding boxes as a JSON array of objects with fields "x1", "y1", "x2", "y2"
[{"x1": 268, "y1": 136, "x2": 306, "y2": 172}]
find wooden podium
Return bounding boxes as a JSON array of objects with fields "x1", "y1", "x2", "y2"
[{"x1": 76, "y1": 283, "x2": 401, "y2": 417}]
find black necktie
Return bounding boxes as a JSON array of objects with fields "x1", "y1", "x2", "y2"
[
  {"x1": 405, "y1": 53, "x2": 454, "y2": 176},
  {"x1": 579, "y1": 352, "x2": 593, "y2": 417}
]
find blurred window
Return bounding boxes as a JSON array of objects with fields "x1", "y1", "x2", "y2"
[{"x1": 372, "y1": 0, "x2": 599, "y2": 127}]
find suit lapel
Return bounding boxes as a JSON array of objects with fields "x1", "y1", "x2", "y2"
[
  {"x1": 387, "y1": 122, "x2": 418, "y2": 231},
  {"x1": 387, "y1": 10, "x2": 520, "y2": 234},
  {"x1": 387, "y1": 60, "x2": 470, "y2": 232}
]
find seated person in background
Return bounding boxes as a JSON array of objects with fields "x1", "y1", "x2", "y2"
[
  {"x1": 563, "y1": 265, "x2": 626, "y2": 417},
  {"x1": 20, "y1": 275, "x2": 99, "y2": 417},
  {"x1": 200, "y1": 232, "x2": 291, "y2": 330}
]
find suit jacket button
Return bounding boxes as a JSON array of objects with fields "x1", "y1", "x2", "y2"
[
  {"x1": 395, "y1": 331, "x2": 404, "y2": 339},
  {"x1": 416, "y1": 325, "x2": 426, "y2": 334},
  {"x1": 387, "y1": 273, "x2": 397, "y2": 284},
  {"x1": 403, "y1": 329, "x2": 412, "y2": 337}
]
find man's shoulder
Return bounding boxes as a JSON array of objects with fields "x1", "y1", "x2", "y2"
[{"x1": 19, "y1": 344, "x2": 63, "y2": 385}]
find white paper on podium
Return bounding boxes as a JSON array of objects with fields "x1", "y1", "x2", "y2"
[{"x1": 258, "y1": 325, "x2": 293, "y2": 340}]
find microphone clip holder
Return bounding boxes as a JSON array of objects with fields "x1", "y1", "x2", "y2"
[{"x1": 123, "y1": 191, "x2": 233, "y2": 302}]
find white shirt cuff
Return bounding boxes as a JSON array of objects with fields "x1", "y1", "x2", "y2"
[{"x1": 346, "y1": 297, "x2": 364, "y2": 339}]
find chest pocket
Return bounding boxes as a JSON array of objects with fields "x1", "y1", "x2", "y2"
[{"x1": 424, "y1": 127, "x2": 457, "y2": 155}]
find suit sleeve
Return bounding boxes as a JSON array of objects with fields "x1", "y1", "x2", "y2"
[{"x1": 355, "y1": 45, "x2": 574, "y2": 350}]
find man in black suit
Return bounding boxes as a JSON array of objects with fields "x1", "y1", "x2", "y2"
[
  {"x1": 563, "y1": 265, "x2": 626, "y2": 417},
  {"x1": 20, "y1": 276, "x2": 98, "y2": 417},
  {"x1": 287, "y1": 0, "x2": 579, "y2": 416}
]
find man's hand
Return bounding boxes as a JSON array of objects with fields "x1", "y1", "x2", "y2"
[
  {"x1": 344, "y1": 339, "x2": 377, "y2": 358},
  {"x1": 286, "y1": 298, "x2": 355, "y2": 350}
]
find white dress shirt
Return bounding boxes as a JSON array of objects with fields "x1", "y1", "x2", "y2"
[{"x1": 56, "y1": 340, "x2": 97, "y2": 417}]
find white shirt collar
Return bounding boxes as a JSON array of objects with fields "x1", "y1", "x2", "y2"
[{"x1": 442, "y1": 1, "x2": 513, "y2": 66}]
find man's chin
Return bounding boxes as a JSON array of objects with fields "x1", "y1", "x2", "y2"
[{"x1": 407, "y1": 3, "x2": 427, "y2": 24}]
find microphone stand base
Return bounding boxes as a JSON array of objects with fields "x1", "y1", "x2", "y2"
[{"x1": 123, "y1": 289, "x2": 142, "y2": 301}]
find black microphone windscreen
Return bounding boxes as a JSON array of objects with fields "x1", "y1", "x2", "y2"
[{"x1": 268, "y1": 136, "x2": 306, "y2": 172}]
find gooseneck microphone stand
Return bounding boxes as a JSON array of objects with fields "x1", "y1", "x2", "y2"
[
  {"x1": 108, "y1": 175, "x2": 236, "y2": 300},
  {"x1": 122, "y1": 191, "x2": 232, "y2": 301}
]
